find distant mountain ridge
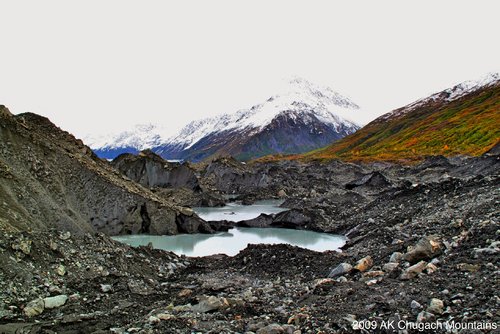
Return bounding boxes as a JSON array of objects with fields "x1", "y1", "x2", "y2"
[
  {"x1": 288, "y1": 72, "x2": 500, "y2": 161},
  {"x1": 84, "y1": 124, "x2": 168, "y2": 159},
  {"x1": 86, "y1": 77, "x2": 361, "y2": 161}
]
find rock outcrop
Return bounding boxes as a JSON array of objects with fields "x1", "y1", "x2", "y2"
[{"x1": 111, "y1": 150, "x2": 200, "y2": 191}]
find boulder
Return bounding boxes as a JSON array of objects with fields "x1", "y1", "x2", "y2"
[
  {"x1": 362, "y1": 270, "x2": 385, "y2": 278},
  {"x1": 156, "y1": 313, "x2": 175, "y2": 321},
  {"x1": 11, "y1": 238, "x2": 32, "y2": 255},
  {"x1": 59, "y1": 232, "x2": 71, "y2": 241},
  {"x1": 56, "y1": 265, "x2": 66, "y2": 276},
  {"x1": 100, "y1": 284, "x2": 113, "y2": 293},
  {"x1": 427, "y1": 298, "x2": 444, "y2": 315},
  {"x1": 256, "y1": 324, "x2": 286, "y2": 334},
  {"x1": 328, "y1": 263, "x2": 353, "y2": 278},
  {"x1": 43, "y1": 295, "x2": 68, "y2": 309},
  {"x1": 411, "y1": 300, "x2": 422, "y2": 310},
  {"x1": 238, "y1": 213, "x2": 274, "y2": 228},
  {"x1": 389, "y1": 252, "x2": 403, "y2": 263},
  {"x1": 382, "y1": 262, "x2": 399, "y2": 272},
  {"x1": 127, "y1": 279, "x2": 155, "y2": 295},
  {"x1": 353, "y1": 256, "x2": 373, "y2": 272},
  {"x1": 272, "y1": 209, "x2": 312, "y2": 228},
  {"x1": 191, "y1": 296, "x2": 229, "y2": 313},
  {"x1": 345, "y1": 171, "x2": 391, "y2": 190},
  {"x1": 24, "y1": 298, "x2": 44, "y2": 317},
  {"x1": 457, "y1": 263, "x2": 481, "y2": 272},
  {"x1": 417, "y1": 311, "x2": 435, "y2": 323},
  {"x1": 472, "y1": 247, "x2": 498, "y2": 258},
  {"x1": 400, "y1": 261, "x2": 427, "y2": 280},
  {"x1": 403, "y1": 236, "x2": 441, "y2": 264},
  {"x1": 425, "y1": 263, "x2": 438, "y2": 274}
]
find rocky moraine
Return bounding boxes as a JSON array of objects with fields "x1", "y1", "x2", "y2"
[{"x1": 0, "y1": 107, "x2": 499, "y2": 333}]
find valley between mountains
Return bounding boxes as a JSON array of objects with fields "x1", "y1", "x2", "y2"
[{"x1": 0, "y1": 74, "x2": 499, "y2": 333}]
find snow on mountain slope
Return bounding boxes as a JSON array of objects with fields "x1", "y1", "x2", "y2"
[
  {"x1": 86, "y1": 77, "x2": 362, "y2": 161},
  {"x1": 166, "y1": 77, "x2": 360, "y2": 150},
  {"x1": 378, "y1": 72, "x2": 500, "y2": 122},
  {"x1": 84, "y1": 124, "x2": 167, "y2": 151}
]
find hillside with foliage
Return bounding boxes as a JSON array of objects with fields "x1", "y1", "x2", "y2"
[{"x1": 262, "y1": 78, "x2": 499, "y2": 162}]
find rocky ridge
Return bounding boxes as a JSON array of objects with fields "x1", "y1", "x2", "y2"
[{"x1": 0, "y1": 107, "x2": 209, "y2": 236}]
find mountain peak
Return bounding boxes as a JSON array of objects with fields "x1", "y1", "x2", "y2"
[
  {"x1": 166, "y1": 78, "x2": 361, "y2": 148},
  {"x1": 286, "y1": 76, "x2": 328, "y2": 94},
  {"x1": 275, "y1": 76, "x2": 360, "y2": 111},
  {"x1": 151, "y1": 78, "x2": 362, "y2": 161},
  {"x1": 88, "y1": 78, "x2": 361, "y2": 161}
]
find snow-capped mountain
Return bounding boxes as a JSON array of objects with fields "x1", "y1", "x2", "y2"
[
  {"x1": 377, "y1": 72, "x2": 500, "y2": 122},
  {"x1": 84, "y1": 124, "x2": 166, "y2": 159},
  {"x1": 87, "y1": 77, "x2": 362, "y2": 161}
]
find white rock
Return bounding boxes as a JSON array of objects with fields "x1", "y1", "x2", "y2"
[
  {"x1": 410, "y1": 300, "x2": 422, "y2": 309},
  {"x1": 389, "y1": 252, "x2": 403, "y2": 263},
  {"x1": 56, "y1": 265, "x2": 66, "y2": 276},
  {"x1": 148, "y1": 316, "x2": 160, "y2": 323},
  {"x1": 43, "y1": 295, "x2": 68, "y2": 309},
  {"x1": 59, "y1": 231, "x2": 71, "y2": 240},
  {"x1": 427, "y1": 298, "x2": 444, "y2": 315},
  {"x1": 100, "y1": 284, "x2": 113, "y2": 293},
  {"x1": 383, "y1": 262, "x2": 399, "y2": 272}
]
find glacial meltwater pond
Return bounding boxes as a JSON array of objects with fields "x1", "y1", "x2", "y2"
[
  {"x1": 113, "y1": 200, "x2": 346, "y2": 257},
  {"x1": 193, "y1": 199, "x2": 287, "y2": 221},
  {"x1": 113, "y1": 227, "x2": 345, "y2": 257}
]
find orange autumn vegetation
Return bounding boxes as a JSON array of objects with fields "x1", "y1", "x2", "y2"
[{"x1": 257, "y1": 83, "x2": 500, "y2": 163}]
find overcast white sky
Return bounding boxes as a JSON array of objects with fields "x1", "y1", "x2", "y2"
[{"x1": 0, "y1": 0, "x2": 498, "y2": 139}]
